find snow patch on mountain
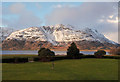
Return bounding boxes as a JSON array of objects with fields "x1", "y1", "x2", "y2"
[
  {"x1": 6, "y1": 27, "x2": 47, "y2": 41},
  {"x1": 5, "y1": 24, "x2": 117, "y2": 45},
  {"x1": 83, "y1": 28, "x2": 117, "y2": 44}
]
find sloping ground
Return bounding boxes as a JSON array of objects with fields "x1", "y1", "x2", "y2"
[
  {"x1": 2, "y1": 59, "x2": 118, "y2": 80},
  {"x1": 2, "y1": 39, "x2": 119, "y2": 50},
  {"x1": 2, "y1": 40, "x2": 53, "y2": 50}
]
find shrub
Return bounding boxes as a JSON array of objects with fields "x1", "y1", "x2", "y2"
[
  {"x1": 67, "y1": 42, "x2": 80, "y2": 58},
  {"x1": 80, "y1": 55, "x2": 95, "y2": 58},
  {"x1": 2, "y1": 58, "x2": 28, "y2": 63},
  {"x1": 94, "y1": 50, "x2": 106, "y2": 58},
  {"x1": 38, "y1": 48, "x2": 55, "y2": 62},
  {"x1": 2, "y1": 58, "x2": 14, "y2": 63},
  {"x1": 103, "y1": 56, "x2": 120, "y2": 59}
]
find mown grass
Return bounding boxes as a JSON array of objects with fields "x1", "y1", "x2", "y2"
[{"x1": 2, "y1": 59, "x2": 118, "y2": 80}]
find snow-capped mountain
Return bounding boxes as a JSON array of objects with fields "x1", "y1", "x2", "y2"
[
  {"x1": 0, "y1": 27, "x2": 14, "y2": 41},
  {"x1": 5, "y1": 24, "x2": 116, "y2": 45}
]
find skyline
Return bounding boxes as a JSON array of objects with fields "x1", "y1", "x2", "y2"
[{"x1": 1, "y1": 2, "x2": 118, "y2": 43}]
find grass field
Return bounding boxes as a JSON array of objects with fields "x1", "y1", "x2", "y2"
[{"x1": 2, "y1": 59, "x2": 118, "y2": 80}]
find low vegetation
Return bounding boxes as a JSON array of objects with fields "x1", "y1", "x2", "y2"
[
  {"x1": 94, "y1": 50, "x2": 106, "y2": 58},
  {"x1": 38, "y1": 48, "x2": 55, "y2": 61}
]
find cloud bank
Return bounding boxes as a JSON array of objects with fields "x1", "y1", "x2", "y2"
[
  {"x1": 2, "y1": 3, "x2": 42, "y2": 29},
  {"x1": 45, "y1": 2, "x2": 118, "y2": 42}
]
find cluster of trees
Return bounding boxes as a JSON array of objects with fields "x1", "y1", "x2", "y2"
[
  {"x1": 38, "y1": 42, "x2": 107, "y2": 61},
  {"x1": 94, "y1": 50, "x2": 106, "y2": 58},
  {"x1": 67, "y1": 42, "x2": 106, "y2": 58}
]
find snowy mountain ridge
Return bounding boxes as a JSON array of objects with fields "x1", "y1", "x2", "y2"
[
  {"x1": 5, "y1": 24, "x2": 116, "y2": 45},
  {"x1": 0, "y1": 27, "x2": 15, "y2": 41}
]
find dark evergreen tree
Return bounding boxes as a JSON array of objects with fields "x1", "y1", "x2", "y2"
[{"x1": 67, "y1": 42, "x2": 80, "y2": 58}]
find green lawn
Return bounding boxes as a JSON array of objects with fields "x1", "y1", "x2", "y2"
[{"x1": 2, "y1": 59, "x2": 118, "y2": 80}]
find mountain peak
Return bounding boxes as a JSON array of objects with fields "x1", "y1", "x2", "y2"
[
  {"x1": 54, "y1": 24, "x2": 64, "y2": 27},
  {"x1": 5, "y1": 24, "x2": 117, "y2": 45}
]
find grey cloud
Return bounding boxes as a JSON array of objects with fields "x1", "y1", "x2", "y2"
[
  {"x1": 45, "y1": 2, "x2": 118, "y2": 42},
  {"x1": 46, "y1": 2, "x2": 117, "y2": 26},
  {"x1": 2, "y1": 3, "x2": 42, "y2": 29}
]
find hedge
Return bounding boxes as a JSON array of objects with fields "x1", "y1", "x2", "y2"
[
  {"x1": 2, "y1": 55, "x2": 120, "y2": 63},
  {"x1": 2, "y1": 57, "x2": 28, "y2": 63}
]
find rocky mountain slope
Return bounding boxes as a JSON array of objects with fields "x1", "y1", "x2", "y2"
[{"x1": 2, "y1": 24, "x2": 119, "y2": 50}]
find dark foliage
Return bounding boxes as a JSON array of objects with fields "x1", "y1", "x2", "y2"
[
  {"x1": 2, "y1": 57, "x2": 28, "y2": 63},
  {"x1": 103, "y1": 56, "x2": 120, "y2": 59},
  {"x1": 38, "y1": 48, "x2": 55, "y2": 61},
  {"x1": 2, "y1": 55, "x2": 120, "y2": 63},
  {"x1": 67, "y1": 42, "x2": 80, "y2": 58},
  {"x1": 94, "y1": 50, "x2": 106, "y2": 58},
  {"x1": 80, "y1": 55, "x2": 95, "y2": 58}
]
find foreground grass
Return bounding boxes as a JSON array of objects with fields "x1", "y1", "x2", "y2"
[{"x1": 2, "y1": 59, "x2": 118, "y2": 80}]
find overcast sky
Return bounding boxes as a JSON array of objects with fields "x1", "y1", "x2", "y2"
[{"x1": 1, "y1": 2, "x2": 118, "y2": 43}]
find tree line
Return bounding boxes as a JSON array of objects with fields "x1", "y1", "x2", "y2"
[{"x1": 38, "y1": 42, "x2": 107, "y2": 61}]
